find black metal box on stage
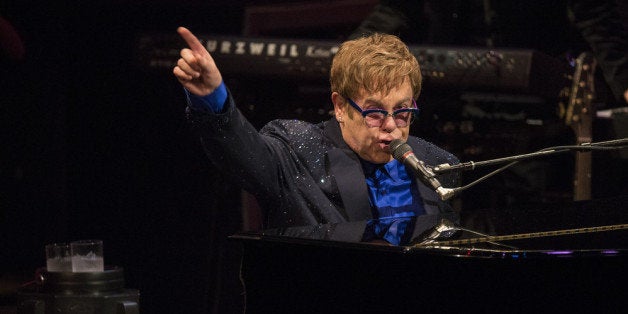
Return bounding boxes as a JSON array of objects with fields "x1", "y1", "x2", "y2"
[{"x1": 16, "y1": 267, "x2": 139, "y2": 314}]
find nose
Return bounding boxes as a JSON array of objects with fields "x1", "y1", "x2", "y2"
[{"x1": 380, "y1": 114, "x2": 397, "y2": 132}]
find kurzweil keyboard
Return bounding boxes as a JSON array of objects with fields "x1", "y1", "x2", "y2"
[{"x1": 135, "y1": 33, "x2": 570, "y2": 98}]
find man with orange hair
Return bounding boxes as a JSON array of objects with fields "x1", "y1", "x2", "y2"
[{"x1": 173, "y1": 27, "x2": 459, "y2": 245}]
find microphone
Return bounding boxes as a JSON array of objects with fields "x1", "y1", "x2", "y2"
[{"x1": 390, "y1": 139, "x2": 456, "y2": 201}]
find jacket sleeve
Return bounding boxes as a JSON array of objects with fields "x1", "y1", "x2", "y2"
[{"x1": 185, "y1": 90, "x2": 284, "y2": 201}]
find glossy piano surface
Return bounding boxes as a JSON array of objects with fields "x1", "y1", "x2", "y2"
[{"x1": 230, "y1": 195, "x2": 628, "y2": 313}]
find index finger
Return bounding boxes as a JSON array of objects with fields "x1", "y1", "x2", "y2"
[{"x1": 177, "y1": 26, "x2": 206, "y2": 55}]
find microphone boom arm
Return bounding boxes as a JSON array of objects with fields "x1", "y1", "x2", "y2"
[
  {"x1": 433, "y1": 148, "x2": 568, "y2": 174},
  {"x1": 433, "y1": 138, "x2": 628, "y2": 175}
]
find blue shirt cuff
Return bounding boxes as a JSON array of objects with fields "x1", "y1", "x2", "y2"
[{"x1": 185, "y1": 81, "x2": 228, "y2": 113}]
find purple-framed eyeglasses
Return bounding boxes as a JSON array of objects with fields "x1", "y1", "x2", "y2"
[{"x1": 345, "y1": 97, "x2": 419, "y2": 128}]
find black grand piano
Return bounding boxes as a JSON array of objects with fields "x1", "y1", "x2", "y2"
[{"x1": 230, "y1": 195, "x2": 627, "y2": 313}]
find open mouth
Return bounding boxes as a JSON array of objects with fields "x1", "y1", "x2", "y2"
[{"x1": 380, "y1": 139, "x2": 393, "y2": 151}]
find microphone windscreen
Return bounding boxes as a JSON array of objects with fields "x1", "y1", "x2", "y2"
[{"x1": 390, "y1": 139, "x2": 411, "y2": 160}]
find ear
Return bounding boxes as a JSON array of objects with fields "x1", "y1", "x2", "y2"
[{"x1": 331, "y1": 92, "x2": 345, "y2": 122}]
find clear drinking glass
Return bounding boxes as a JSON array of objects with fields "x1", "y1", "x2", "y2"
[
  {"x1": 45, "y1": 243, "x2": 72, "y2": 272},
  {"x1": 70, "y1": 239, "x2": 104, "y2": 272}
]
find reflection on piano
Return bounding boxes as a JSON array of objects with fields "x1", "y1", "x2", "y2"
[
  {"x1": 231, "y1": 195, "x2": 628, "y2": 313},
  {"x1": 135, "y1": 33, "x2": 570, "y2": 98}
]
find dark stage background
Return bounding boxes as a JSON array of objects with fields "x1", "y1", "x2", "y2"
[
  {"x1": 1, "y1": 1, "x2": 372, "y2": 313},
  {"x1": 1, "y1": 1, "x2": 627, "y2": 313}
]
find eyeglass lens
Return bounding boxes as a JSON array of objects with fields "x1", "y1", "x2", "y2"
[{"x1": 364, "y1": 111, "x2": 413, "y2": 127}]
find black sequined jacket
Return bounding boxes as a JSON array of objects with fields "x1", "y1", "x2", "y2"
[{"x1": 187, "y1": 92, "x2": 460, "y2": 229}]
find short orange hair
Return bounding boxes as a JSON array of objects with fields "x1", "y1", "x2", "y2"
[{"x1": 330, "y1": 33, "x2": 422, "y2": 102}]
